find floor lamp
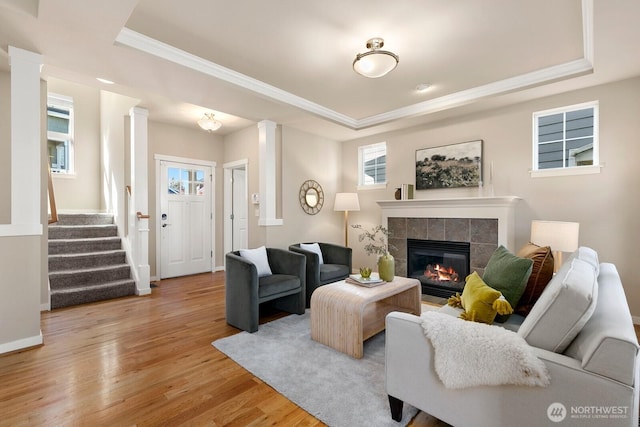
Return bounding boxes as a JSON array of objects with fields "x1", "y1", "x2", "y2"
[
  {"x1": 530, "y1": 220, "x2": 580, "y2": 272},
  {"x1": 334, "y1": 193, "x2": 360, "y2": 247}
]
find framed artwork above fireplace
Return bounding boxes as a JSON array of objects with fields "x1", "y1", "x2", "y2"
[{"x1": 415, "y1": 140, "x2": 483, "y2": 190}]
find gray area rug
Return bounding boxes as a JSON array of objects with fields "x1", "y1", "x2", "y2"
[{"x1": 212, "y1": 311, "x2": 418, "y2": 426}]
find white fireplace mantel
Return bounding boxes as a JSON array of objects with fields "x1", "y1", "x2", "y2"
[{"x1": 377, "y1": 196, "x2": 521, "y2": 250}]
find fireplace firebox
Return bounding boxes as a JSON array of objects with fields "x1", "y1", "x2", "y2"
[{"x1": 407, "y1": 239, "x2": 470, "y2": 298}]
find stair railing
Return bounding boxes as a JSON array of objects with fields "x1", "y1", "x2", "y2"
[{"x1": 47, "y1": 164, "x2": 58, "y2": 224}]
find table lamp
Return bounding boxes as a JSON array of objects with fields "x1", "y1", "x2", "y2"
[
  {"x1": 334, "y1": 193, "x2": 360, "y2": 246},
  {"x1": 530, "y1": 220, "x2": 580, "y2": 272}
]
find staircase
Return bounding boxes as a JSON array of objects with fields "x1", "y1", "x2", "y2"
[{"x1": 48, "y1": 213, "x2": 136, "y2": 309}]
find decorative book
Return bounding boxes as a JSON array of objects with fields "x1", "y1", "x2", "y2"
[{"x1": 346, "y1": 274, "x2": 386, "y2": 287}]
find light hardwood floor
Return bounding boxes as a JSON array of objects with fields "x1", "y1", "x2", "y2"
[{"x1": 0, "y1": 272, "x2": 448, "y2": 426}]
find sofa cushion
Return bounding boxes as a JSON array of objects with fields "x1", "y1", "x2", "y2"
[
  {"x1": 239, "y1": 246, "x2": 272, "y2": 277},
  {"x1": 514, "y1": 243, "x2": 554, "y2": 316},
  {"x1": 517, "y1": 256, "x2": 598, "y2": 353},
  {"x1": 301, "y1": 242, "x2": 324, "y2": 264},
  {"x1": 482, "y1": 246, "x2": 533, "y2": 322},
  {"x1": 567, "y1": 246, "x2": 600, "y2": 273},
  {"x1": 458, "y1": 272, "x2": 505, "y2": 324}
]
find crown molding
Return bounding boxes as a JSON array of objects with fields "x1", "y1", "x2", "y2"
[{"x1": 115, "y1": 0, "x2": 593, "y2": 131}]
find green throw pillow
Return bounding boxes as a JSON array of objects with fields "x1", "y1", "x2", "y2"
[{"x1": 482, "y1": 245, "x2": 533, "y2": 322}]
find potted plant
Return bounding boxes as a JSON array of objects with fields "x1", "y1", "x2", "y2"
[{"x1": 352, "y1": 224, "x2": 396, "y2": 282}]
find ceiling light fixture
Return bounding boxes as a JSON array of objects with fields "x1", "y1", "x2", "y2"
[
  {"x1": 197, "y1": 113, "x2": 222, "y2": 132},
  {"x1": 353, "y1": 38, "x2": 399, "y2": 78},
  {"x1": 96, "y1": 77, "x2": 114, "y2": 84},
  {"x1": 415, "y1": 83, "x2": 431, "y2": 93}
]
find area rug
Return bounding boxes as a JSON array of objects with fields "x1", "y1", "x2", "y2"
[{"x1": 212, "y1": 311, "x2": 418, "y2": 426}]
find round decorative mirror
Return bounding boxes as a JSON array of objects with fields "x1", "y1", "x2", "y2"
[{"x1": 299, "y1": 180, "x2": 324, "y2": 215}]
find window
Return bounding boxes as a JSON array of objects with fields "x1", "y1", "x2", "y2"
[
  {"x1": 167, "y1": 167, "x2": 206, "y2": 196},
  {"x1": 532, "y1": 101, "x2": 599, "y2": 176},
  {"x1": 47, "y1": 93, "x2": 74, "y2": 174},
  {"x1": 358, "y1": 142, "x2": 387, "y2": 188}
]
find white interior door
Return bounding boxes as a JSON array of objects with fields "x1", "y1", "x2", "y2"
[
  {"x1": 160, "y1": 160, "x2": 212, "y2": 278},
  {"x1": 232, "y1": 168, "x2": 248, "y2": 250}
]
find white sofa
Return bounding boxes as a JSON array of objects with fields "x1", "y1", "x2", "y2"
[{"x1": 385, "y1": 248, "x2": 640, "y2": 427}]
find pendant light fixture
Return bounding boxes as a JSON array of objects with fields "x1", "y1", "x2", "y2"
[
  {"x1": 353, "y1": 38, "x2": 399, "y2": 78},
  {"x1": 197, "y1": 113, "x2": 222, "y2": 132}
]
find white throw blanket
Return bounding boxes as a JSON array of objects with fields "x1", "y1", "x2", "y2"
[{"x1": 420, "y1": 311, "x2": 550, "y2": 389}]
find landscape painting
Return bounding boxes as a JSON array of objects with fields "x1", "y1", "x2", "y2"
[{"x1": 415, "y1": 140, "x2": 482, "y2": 190}]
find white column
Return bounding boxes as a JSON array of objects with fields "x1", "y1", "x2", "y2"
[
  {"x1": 6, "y1": 47, "x2": 43, "y2": 236},
  {"x1": 257, "y1": 120, "x2": 283, "y2": 226},
  {"x1": 129, "y1": 107, "x2": 151, "y2": 295}
]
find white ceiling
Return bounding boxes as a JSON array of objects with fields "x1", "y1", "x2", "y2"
[{"x1": 1, "y1": 0, "x2": 639, "y2": 141}]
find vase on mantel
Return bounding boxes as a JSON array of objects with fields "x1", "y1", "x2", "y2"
[{"x1": 378, "y1": 252, "x2": 395, "y2": 282}]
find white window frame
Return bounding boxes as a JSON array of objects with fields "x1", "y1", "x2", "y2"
[
  {"x1": 531, "y1": 101, "x2": 601, "y2": 178},
  {"x1": 357, "y1": 142, "x2": 387, "y2": 190},
  {"x1": 47, "y1": 93, "x2": 75, "y2": 176}
]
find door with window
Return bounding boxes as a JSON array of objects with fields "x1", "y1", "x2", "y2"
[{"x1": 160, "y1": 161, "x2": 213, "y2": 278}]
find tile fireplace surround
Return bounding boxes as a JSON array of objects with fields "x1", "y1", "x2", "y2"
[{"x1": 377, "y1": 196, "x2": 521, "y2": 278}]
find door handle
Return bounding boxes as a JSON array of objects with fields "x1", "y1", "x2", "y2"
[{"x1": 162, "y1": 223, "x2": 170, "y2": 228}]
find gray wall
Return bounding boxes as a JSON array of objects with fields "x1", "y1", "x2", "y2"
[{"x1": 342, "y1": 76, "x2": 640, "y2": 317}]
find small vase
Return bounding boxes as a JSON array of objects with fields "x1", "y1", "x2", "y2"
[{"x1": 378, "y1": 253, "x2": 395, "y2": 282}]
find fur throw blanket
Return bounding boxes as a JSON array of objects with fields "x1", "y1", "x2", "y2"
[{"x1": 420, "y1": 311, "x2": 550, "y2": 389}]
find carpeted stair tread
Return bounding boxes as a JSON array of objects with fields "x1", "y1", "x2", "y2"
[
  {"x1": 47, "y1": 213, "x2": 136, "y2": 309},
  {"x1": 49, "y1": 264, "x2": 132, "y2": 289},
  {"x1": 50, "y1": 279, "x2": 136, "y2": 309},
  {"x1": 56, "y1": 213, "x2": 114, "y2": 226},
  {"x1": 48, "y1": 237, "x2": 122, "y2": 254},
  {"x1": 48, "y1": 250, "x2": 127, "y2": 271},
  {"x1": 48, "y1": 224, "x2": 118, "y2": 239}
]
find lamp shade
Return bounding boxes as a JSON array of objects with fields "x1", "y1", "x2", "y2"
[
  {"x1": 197, "y1": 113, "x2": 222, "y2": 132},
  {"x1": 530, "y1": 220, "x2": 580, "y2": 253},
  {"x1": 353, "y1": 38, "x2": 399, "y2": 78},
  {"x1": 334, "y1": 193, "x2": 360, "y2": 211}
]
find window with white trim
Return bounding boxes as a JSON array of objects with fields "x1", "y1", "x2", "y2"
[
  {"x1": 47, "y1": 93, "x2": 74, "y2": 174},
  {"x1": 358, "y1": 142, "x2": 386, "y2": 188},
  {"x1": 532, "y1": 101, "x2": 598, "y2": 173}
]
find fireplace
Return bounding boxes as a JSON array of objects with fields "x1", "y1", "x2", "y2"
[{"x1": 407, "y1": 239, "x2": 470, "y2": 298}]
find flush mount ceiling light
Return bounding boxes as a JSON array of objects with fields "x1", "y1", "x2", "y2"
[
  {"x1": 353, "y1": 37, "x2": 399, "y2": 78},
  {"x1": 197, "y1": 113, "x2": 222, "y2": 132}
]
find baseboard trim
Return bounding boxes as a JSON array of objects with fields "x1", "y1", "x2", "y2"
[
  {"x1": 0, "y1": 331, "x2": 43, "y2": 355},
  {"x1": 632, "y1": 315, "x2": 640, "y2": 325},
  {"x1": 40, "y1": 302, "x2": 51, "y2": 312},
  {"x1": 214, "y1": 265, "x2": 225, "y2": 272}
]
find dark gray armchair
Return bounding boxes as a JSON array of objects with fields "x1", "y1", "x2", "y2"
[
  {"x1": 289, "y1": 242, "x2": 352, "y2": 307},
  {"x1": 225, "y1": 248, "x2": 306, "y2": 333}
]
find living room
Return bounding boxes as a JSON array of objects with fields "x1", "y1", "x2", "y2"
[{"x1": 1, "y1": 0, "x2": 640, "y2": 425}]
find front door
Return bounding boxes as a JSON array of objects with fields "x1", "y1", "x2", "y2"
[{"x1": 160, "y1": 160, "x2": 213, "y2": 278}]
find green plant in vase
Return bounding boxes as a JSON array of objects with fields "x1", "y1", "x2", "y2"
[{"x1": 352, "y1": 224, "x2": 396, "y2": 282}]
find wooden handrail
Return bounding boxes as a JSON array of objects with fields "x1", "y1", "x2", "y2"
[
  {"x1": 48, "y1": 164, "x2": 58, "y2": 224},
  {"x1": 136, "y1": 211, "x2": 150, "y2": 219}
]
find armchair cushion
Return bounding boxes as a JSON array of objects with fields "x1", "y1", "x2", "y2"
[
  {"x1": 259, "y1": 274, "x2": 302, "y2": 298},
  {"x1": 320, "y1": 263, "x2": 350, "y2": 283},
  {"x1": 300, "y1": 242, "x2": 324, "y2": 264},
  {"x1": 239, "y1": 246, "x2": 272, "y2": 277}
]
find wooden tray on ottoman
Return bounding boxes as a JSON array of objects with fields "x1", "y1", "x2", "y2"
[{"x1": 310, "y1": 276, "x2": 421, "y2": 358}]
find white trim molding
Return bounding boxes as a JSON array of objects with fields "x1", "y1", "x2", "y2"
[{"x1": 115, "y1": 0, "x2": 594, "y2": 130}]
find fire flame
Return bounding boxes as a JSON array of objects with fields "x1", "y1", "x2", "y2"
[{"x1": 424, "y1": 264, "x2": 460, "y2": 283}]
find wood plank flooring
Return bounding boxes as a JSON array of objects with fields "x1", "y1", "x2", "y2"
[{"x1": 0, "y1": 272, "x2": 447, "y2": 426}]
